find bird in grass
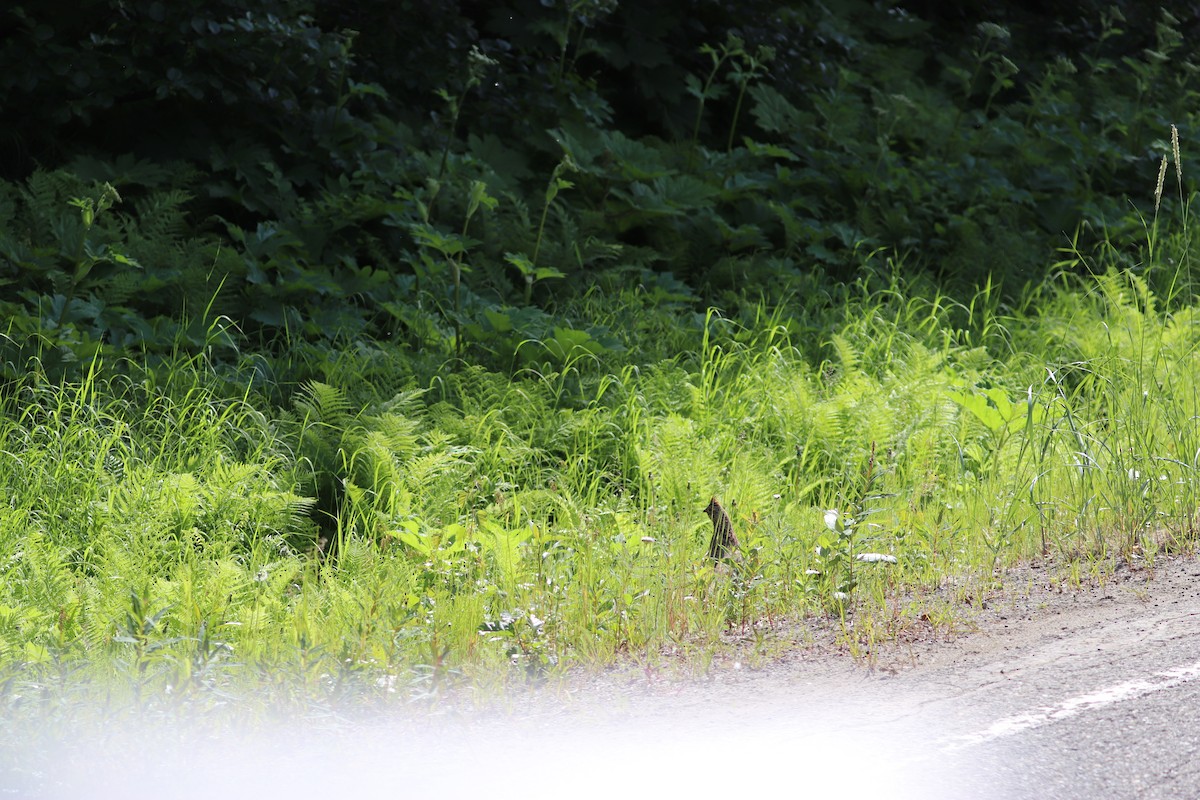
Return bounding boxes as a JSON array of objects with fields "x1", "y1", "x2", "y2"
[{"x1": 704, "y1": 496, "x2": 740, "y2": 561}]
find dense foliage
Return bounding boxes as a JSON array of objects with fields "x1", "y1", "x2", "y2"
[
  {"x1": 4, "y1": 1, "x2": 1199, "y2": 379},
  {"x1": 3, "y1": 1, "x2": 1200, "y2": 712}
]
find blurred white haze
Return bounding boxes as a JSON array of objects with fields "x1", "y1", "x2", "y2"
[{"x1": 2, "y1": 675, "x2": 991, "y2": 800}]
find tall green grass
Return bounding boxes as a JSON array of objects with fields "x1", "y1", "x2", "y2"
[{"x1": 2, "y1": 194, "x2": 1200, "y2": 712}]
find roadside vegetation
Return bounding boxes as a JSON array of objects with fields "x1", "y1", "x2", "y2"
[{"x1": 2, "y1": 1, "x2": 1200, "y2": 716}]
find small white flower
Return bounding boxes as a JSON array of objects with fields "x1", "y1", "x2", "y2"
[
  {"x1": 1128, "y1": 468, "x2": 1141, "y2": 481},
  {"x1": 824, "y1": 509, "x2": 840, "y2": 531}
]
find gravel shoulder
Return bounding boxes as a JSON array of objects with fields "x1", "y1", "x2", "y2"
[{"x1": 523, "y1": 553, "x2": 1200, "y2": 716}]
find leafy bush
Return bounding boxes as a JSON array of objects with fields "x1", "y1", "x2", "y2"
[{"x1": 5, "y1": 2, "x2": 1200, "y2": 379}]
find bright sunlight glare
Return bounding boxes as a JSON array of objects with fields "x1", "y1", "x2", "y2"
[{"x1": 4, "y1": 687, "x2": 987, "y2": 800}]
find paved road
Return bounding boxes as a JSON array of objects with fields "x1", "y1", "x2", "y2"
[
  {"x1": 9, "y1": 557, "x2": 1200, "y2": 799},
  {"x1": 902, "y1": 556, "x2": 1200, "y2": 799}
]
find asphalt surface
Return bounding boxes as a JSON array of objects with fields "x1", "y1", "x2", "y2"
[{"x1": 7, "y1": 556, "x2": 1200, "y2": 799}]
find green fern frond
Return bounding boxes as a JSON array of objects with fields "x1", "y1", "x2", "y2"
[
  {"x1": 130, "y1": 189, "x2": 194, "y2": 241},
  {"x1": 829, "y1": 332, "x2": 860, "y2": 375},
  {"x1": 378, "y1": 388, "x2": 428, "y2": 419},
  {"x1": 294, "y1": 381, "x2": 353, "y2": 425},
  {"x1": 364, "y1": 412, "x2": 421, "y2": 459}
]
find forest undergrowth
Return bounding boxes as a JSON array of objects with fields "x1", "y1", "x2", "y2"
[
  {"x1": 4, "y1": 2, "x2": 1200, "y2": 726},
  {"x1": 4, "y1": 192, "x2": 1199, "y2": 720}
]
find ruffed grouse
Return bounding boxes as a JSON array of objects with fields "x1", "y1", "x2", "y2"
[{"x1": 704, "y1": 496, "x2": 740, "y2": 561}]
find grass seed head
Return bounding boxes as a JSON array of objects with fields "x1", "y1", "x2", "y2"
[
  {"x1": 1155, "y1": 155, "x2": 1168, "y2": 212},
  {"x1": 1171, "y1": 124, "x2": 1182, "y2": 185}
]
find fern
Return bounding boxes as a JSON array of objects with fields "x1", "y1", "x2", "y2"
[
  {"x1": 295, "y1": 381, "x2": 353, "y2": 426},
  {"x1": 130, "y1": 190, "x2": 193, "y2": 241},
  {"x1": 828, "y1": 332, "x2": 861, "y2": 377},
  {"x1": 22, "y1": 171, "x2": 87, "y2": 244}
]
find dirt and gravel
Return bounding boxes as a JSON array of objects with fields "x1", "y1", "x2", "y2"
[{"x1": 510, "y1": 553, "x2": 1200, "y2": 714}]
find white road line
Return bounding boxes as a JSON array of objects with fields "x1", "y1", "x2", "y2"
[{"x1": 941, "y1": 660, "x2": 1200, "y2": 752}]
